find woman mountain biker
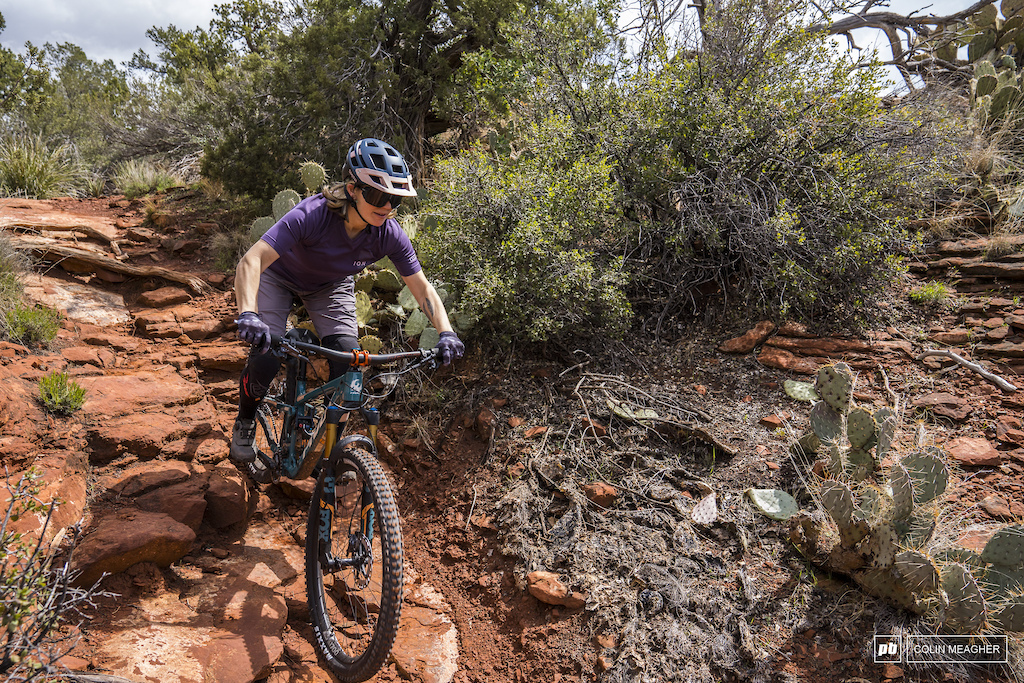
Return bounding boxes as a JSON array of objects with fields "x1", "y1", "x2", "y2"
[{"x1": 229, "y1": 137, "x2": 464, "y2": 464}]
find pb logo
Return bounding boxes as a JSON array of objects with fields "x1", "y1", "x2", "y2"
[{"x1": 873, "y1": 636, "x2": 901, "y2": 663}]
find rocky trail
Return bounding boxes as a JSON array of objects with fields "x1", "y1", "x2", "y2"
[{"x1": 2, "y1": 193, "x2": 1024, "y2": 683}]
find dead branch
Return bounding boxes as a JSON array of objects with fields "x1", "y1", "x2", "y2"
[
  {"x1": 0, "y1": 219, "x2": 123, "y2": 256},
  {"x1": 916, "y1": 348, "x2": 1018, "y2": 393},
  {"x1": 11, "y1": 236, "x2": 209, "y2": 294}
]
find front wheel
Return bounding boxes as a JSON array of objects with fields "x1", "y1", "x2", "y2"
[{"x1": 306, "y1": 447, "x2": 404, "y2": 682}]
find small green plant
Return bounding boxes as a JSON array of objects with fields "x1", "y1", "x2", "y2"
[
  {"x1": 908, "y1": 281, "x2": 952, "y2": 306},
  {"x1": 37, "y1": 372, "x2": 86, "y2": 415},
  {"x1": 4, "y1": 305, "x2": 61, "y2": 348},
  {"x1": 1, "y1": 470, "x2": 104, "y2": 681},
  {"x1": 81, "y1": 173, "x2": 106, "y2": 198},
  {"x1": 0, "y1": 134, "x2": 83, "y2": 200},
  {"x1": 112, "y1": 158, "x2": 182, "y2": 199}
]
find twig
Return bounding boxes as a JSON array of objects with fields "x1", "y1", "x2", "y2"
[
  {"x1": 466, "y1": 486, "x2": 477, "y2": 531},
  {"x1": 877, "y1": 363, "x2": 900, "y2": 413},
  {"x1": 916, "y1": 349, "x2": 1017, "y2": 393}
]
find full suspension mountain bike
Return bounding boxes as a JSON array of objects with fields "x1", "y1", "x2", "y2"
[{"x1": 243, "y1": 328, "x2": 438, "y2": 682}]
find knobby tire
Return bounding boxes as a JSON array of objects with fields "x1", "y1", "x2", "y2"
[{"x1": 306, "y1": 446, "x2": 404, "y2": 682}]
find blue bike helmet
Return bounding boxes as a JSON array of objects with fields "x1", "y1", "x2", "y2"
[{"x1": 345, "y1": 138, "x2": 417, "y2": 197}]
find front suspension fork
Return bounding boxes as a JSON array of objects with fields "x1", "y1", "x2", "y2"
[{"x1": 317, "y1": 407, "x2": 378, "y2": 572}]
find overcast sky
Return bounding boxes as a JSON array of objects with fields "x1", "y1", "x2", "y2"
[
  {"x1": 1, "y1": 0, "x2": 221, "y2": 67},
  {"x1": 0, "y1": 0, "x2": 976, "y2": 70}
]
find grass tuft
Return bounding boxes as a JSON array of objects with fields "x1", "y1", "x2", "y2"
[
  {"x1": 38, "y1": 371, "x2": 86, "y2": 415},
  {"x1": 0, "y1": 134, "x2": 83, "y2": 199},
  {"x1": 112, "y1": 158, "x2": 183, "y2": 199}
]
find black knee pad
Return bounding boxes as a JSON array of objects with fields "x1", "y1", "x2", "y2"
[{"x1": 322, "y1": 334, "x2": 360, "y2": 379}]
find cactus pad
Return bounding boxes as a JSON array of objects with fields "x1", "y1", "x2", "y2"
[
  {"x1": 814, "y1": 364, "x2": 853, "y2": 415},
  {"x1": 977, "y1": 565, "x2": 1024, "y2": 597},
  {"x1": 894, "y1": 510, "x2": 938, "y2": 549},
  {"x1": 980, "y1": 525, "x2": 1024, "y2": 567},
  {"x1": 941, "y1": 564, "x2": 987, "y2": 633},
  {"x1": 272, "y1": 189, "x2": 301, "y2": 221},
  {"x1": 358, "y1": 335, "x2": 383, "y2": 354},
  {"x1": 846, "y1": 447, "x2": 876, "y2": 481},
  {"x1": 355, "y1": 269, "x2": 375, "y2": 294},
  {"x1": 873, "y1": 407, "x2": 897, "y2": 459},
  {"x1": 895, "y1": 550, "x2": 939, "y2": 593},
  {"x1": 992, "y1": 600, "x2": 1024, "y2": 633},
  {"x1": 901, "y1": 451, "x2": 949, "y2": 505},
  {"x1": 398, "y1": 285, "x2": 419, "y2": 312},
  {"x1": 374, "y1": 269, "x2": 403, "y2": 292},
  {"x1": 418, "y1": 326, "x2": 440, "y2": 350},
  {"x1": 404, "y1": 309, "x2": 429, "y2": 337},
  {"x1": 866, "y1": 523, "x2": 898, "y2": 568},
  {"x1": 820, "y1": 481, "x2": 855, "y2": 528},
  {"x1": 853, "y1": 567, "x2": 919, "y2": 611},
  {"x1": 890, "y1": 463, "x2": 914, "y2": 521},
  {"x1": 249, "y1": 215, "x2": 276, "y2": 240},
  {"x1": 846, "y1": 408, "x2": 878, "y2": 449},
  {"x1": 299, "y1": 161, "x2": 327, "y2": 194},
  {"x1": 809, "y1": 401, "x2": 843, "y2": 445},
  {"x1": 824, "y1": 442, "x2": 844, "y2": 477},
  {"x1": 355, "y1": 291, "x2": 373, "y2": 327}
]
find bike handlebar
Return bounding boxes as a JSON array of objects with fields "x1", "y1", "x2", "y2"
[{"x1": 267, "y1": 334, "x2": 439, "y2": 369}]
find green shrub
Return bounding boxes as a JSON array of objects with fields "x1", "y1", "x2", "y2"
[
  {"x1": 418, "y1": 120, "x2": 631, "y2": 345},
  {"x1": 1, "y1": 470, "x2": 103, "y2": 680},
  {"x1": 209, "y1": 228, "x2": 255, "y2": 272},
  {"x1": 112, "y1": 158, "x2": 182, "y2": 199},
  {"x1": 0, "y1": 134, "x2": 83, "y2": 199},
  {"x1": 37, "y1": 371, "x2": 86, "y2": 415},
  {"x1": 4, "y1": 304, "x2": 62, "y2": 348},
  {"x1": 908, "y1": 281, "x2": 952, "y2": 306}
]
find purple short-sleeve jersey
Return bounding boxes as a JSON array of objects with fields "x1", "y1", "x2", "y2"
[{"x1": 261, "y1": 194, "x2": 421, "y2": 290}]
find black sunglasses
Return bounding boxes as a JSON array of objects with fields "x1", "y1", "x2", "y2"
[{"x1": 357, "y1": 185, "x2": 402, "y2": 209}]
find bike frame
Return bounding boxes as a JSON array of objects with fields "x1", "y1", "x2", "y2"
[{"x1": 258, "y1": 337, "x2": 435, "y2": 571}]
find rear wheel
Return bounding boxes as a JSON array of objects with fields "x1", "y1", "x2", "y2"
[{"x1": 306, "y1": 447, "x2": 403, "y2": 682}]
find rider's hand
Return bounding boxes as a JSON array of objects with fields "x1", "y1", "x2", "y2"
[
  {"x1": 436, "y1": 331, "x2": 464, "y2": 366},
  {"x1": 236, "y1": 311, "x2": 271, "y2": 354}
]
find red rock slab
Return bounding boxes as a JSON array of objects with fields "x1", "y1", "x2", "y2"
[
  {"x1": 911, "y1": 393, "x2": 972, "y2": 421},
  {"x1": 77, "y1": 367, "x2": 206, "y2": 419},
  {"x1": 756, "y1": 347, "x2": 820, "y2": 375},
  {"x1": 763, "y1": 336, "x2": 872, "y2": 355},
  {"x1": 138, "y1": 286, "x2": 191, "y2": 308},
  {"x1": 101, "y1": 460, "x2": 192, "y2": 497},
  {"x1": 92, "y1": 574, "x2": 287, "y2": 683},
  {"x1": 73, "y1": 509, "x2": 196, "y2": 586},
  {"x1": 718, "y1": 320, "x2": 776, "y2": 354},
  {"x1": 945, "y1": 436, "x2": 1002, "y2": 467},
  {"x1": 391, "y1": 605, "x2": 459, "y2": 683}
]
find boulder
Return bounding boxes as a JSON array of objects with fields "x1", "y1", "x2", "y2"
[
  {"x1": 205, "y1": 465, "x2": 254, "y2": 528},
  {"x1": 73, "y1": 509, "x2": 196, "y2": 586},
  {"x1": 77, "y1": 367, "x2": 206, "y2": 420},
  {"x1": 136, "y1": 477, "x2": 209, "y2": 532}
]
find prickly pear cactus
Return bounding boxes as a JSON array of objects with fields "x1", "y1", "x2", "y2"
[
  {"x1": 272, "y1": 189, "x2": 301, "y2": 221},
  {"x1": 299, "y1": 161, "x2": 327, "y2": 194},
  {"x1": 249, "y1": 216, "x2": 276, "y2": 240},
  {"x1": 814, "y1": 364, "x2": 852, "y2": 415}
]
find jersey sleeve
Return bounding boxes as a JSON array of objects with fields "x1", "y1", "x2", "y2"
[{"x1": 384, "y1": 219, "x2": 422, "y2": 276}]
